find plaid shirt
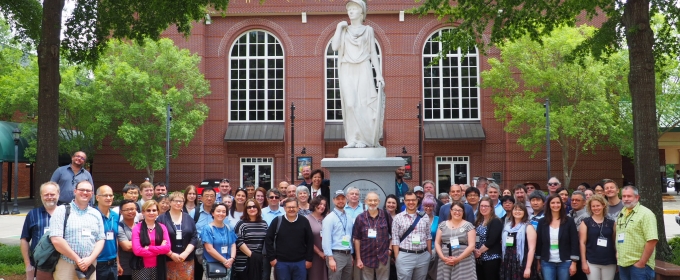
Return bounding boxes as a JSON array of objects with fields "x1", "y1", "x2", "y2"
[
  {"x1": 49, "y1": 202, "x2": 105, "y2": 264},
  {"x1": 20, "y1": 206, "x2": 52, "y2": 265},
  {"x1": 391, "y1": 211, "x2": 431, "y2": 251},
  {"x1": 352, "y1": 209, "x2": 392, "y2": 268}
]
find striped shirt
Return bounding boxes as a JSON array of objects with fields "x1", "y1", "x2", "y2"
[
  {"x1": 49, "y1": 202, "x2": 105, "y2": 264},
  {"x1": 233, "y1": 220, "x2": 268, "y2": 272},
  {"x1": 391, "y1": 211, "x2": 431, "y2": 251},
  {"x1": 20, "y1": 206, "x2": 52, "y2": 265}
]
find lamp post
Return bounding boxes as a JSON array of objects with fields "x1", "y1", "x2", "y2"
[
  {"x1": 417, "y1": 102, "x2": 423, "y2": 184},
  {"x1": 11, "y1": 127, "x2": 20, "y2": 214},
  {"x1": 166, "y1": 105, "x2": 172, "y2": 188},
  {"x1": 290, "y1": 102, "x2": 296, "y2": 182},
  {"x1": 544, "y1": 98, "x2": 551, "y2": 180}
]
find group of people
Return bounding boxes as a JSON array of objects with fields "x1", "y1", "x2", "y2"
[{"x1": 19, "y1": 151, "x2": 658, "y2": 280}]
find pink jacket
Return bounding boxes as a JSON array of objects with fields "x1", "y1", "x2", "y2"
[{"x1": 132, "y1": 223, "x2": 171, "y2": 268}]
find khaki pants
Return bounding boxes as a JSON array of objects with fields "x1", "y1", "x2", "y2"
[{"x1": 53, "y1": 258, "x2": 97, "y2": 280}]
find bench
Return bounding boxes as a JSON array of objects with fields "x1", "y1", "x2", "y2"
[{"x1": 656, "y1": 260, "x2": 680, "y2": 280}]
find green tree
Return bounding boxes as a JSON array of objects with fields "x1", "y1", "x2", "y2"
[
  {"x1": 0, "y1": 0, "x2": 229, "y2": 205},
  {"x1": 484, "y1": 25, "x2": 626, "y2": 189},
  {"x1": 414, "y1": 0, "x2": 676, "y2": 259},
  {"x1": 89, "y1": 38, "x2": 211, "y2": 182}
]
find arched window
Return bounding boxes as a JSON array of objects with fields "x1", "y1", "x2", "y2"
[
  {"x1": 422, "y1": 29, "x2": 480, "y2": 120},
  {"x1": 324, "y1": 41, "x2": 382, "y2": 121},
  {"x1": 229, "y1": 30, "x2": 284, "y2": 122}
]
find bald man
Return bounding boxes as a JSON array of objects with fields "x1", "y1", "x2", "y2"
[{"x1": 95, "y1": 185, "x2": 120, "y2": 279}]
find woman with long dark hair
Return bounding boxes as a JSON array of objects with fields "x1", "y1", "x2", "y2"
[
  {"x1": 131, "y1": 200, "x2": 171, "y2": 280},
  {"x1": 306, "y1": 195, "x2": 329, "y2": 280},
  {"x1": 474, "y1": 197, "x2": 503, "y2": 280},
  {"x1": 536, "y1": 195, "x2": 579, "y2": 280},
  {"x1": 227, "y1": 189, "x2": 247, "y2": 228},
  {"x1": 233, "y1": 199, "x2": 268, "y2": 280},
  {"x1": 183, "y1": 185, "x2": 199, "y2": 219},
  {"x1": 500, "y1": 203, "x2": 537, "y2": 280}
]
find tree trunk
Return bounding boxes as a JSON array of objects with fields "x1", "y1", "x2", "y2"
[
  {"x1": 35, "y1": 0, "x2": 64, "y2": 207},
  {"x1": 622, "y1": 0, "x2": 672, "y2": 260}
]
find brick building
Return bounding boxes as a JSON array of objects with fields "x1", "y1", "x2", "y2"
[{"x1": 90, "y1": 0, "x2": 622, "y2": 194}]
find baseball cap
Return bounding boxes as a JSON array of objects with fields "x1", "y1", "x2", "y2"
[
  {"x1": 333, "y1": 190, "x2": 346, "y2": 199},
  {"x1": 414, "y1": 186, "x2": 424, "y2": 193}
]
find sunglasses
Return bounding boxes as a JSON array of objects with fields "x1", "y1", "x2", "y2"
[
  {"x1": 548, "y1": 183, "x2": 560, "y2": 186},
  {"x1": 246, "y1": 205, "x2": 258, "y2": 210},
  {"x1": 269, "y1": 196, "x2": 280, "y2": 199}
]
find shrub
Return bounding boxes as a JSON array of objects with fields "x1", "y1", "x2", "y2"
[
  {"x1": 0, "y1": 243, "x2": 24, "y2": 276},
  {"x1": 668, "y1": 236, "x2": 680, "y2": 266}
]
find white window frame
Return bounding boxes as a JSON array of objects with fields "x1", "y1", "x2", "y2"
[
  {"x1": 435, "y1": 156, "x2": 470, "y2": 194},
  {"x1": 240, "y1": 157, "x2": 274, "y2": 189},
  {"x1": 324, "y1": 40, "x2": 382, "y2": 122},
  {"x1": 422, "y1": 29, "x2": 480, "y2": 121},
  {"x1": 228, "y1": 30, "x2": 285, "y2": 122}
]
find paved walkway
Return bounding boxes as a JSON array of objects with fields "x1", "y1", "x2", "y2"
[{"x1": 2, "y1": 192, "x2": 680, "y2": 246}]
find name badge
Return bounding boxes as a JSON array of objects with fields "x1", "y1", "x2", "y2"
[
  {"x1": 341, "y1": 235, "x2": 351, "y2": 247},
  {"x1": 617, "y1": 233, "x2": 625, "y2": 243},
  {"x1": 43, "y1": 227, "x2": 49, "y2": 235},
  {"x1": 412, "y1": 235, "x2": 421, "y2": 245},
  {"x1": 368, "y1": 229, "x2": 377, "y2": 238},
  {"x1": 106, "y1": 231, "x2": 114, "y2": 240},
  {"x1": 320, "y1": 230, "x2": 323, "y2": 238},
  {"x1": 82, "y1": 229, "x2": 91, "y2": 237},
  {"x1": 597, "y1": 238, "x2": 608, "y2": 247},
  {"x1": 475, "y1": 235, "x2": 480, "y2": 243},
  {"x1": 506, "y1": 236, "x2": 515, "y2": 247},
  {"x1": 221, "y1": 246, "x2": 229, "y2": 254},
  {"x1": 176, "y1": 230, "x2": 183, "y2": 240},
  {"x1": 450, "y1": 237, "x2": 460, "y2": 249},
  {"x1": 550, "y1": 239, "x2": 558, "y2": 250}
]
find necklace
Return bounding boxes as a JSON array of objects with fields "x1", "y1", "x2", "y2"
[{"x1": 147, "y1": 223, "x2": 156, "y2": 231}]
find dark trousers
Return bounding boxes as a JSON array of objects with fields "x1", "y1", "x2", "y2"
[
  {"x1": 476, "y1": 258, "x2": 501, "y2": 280},
  {"x1": 571, "y1": 260, "x2": 588, "y2": 280},
  {"x1": 263, "y1": 256, "x2": 273, "y2": 280},
  {"x1": 195, "y1": 257, "x2": 204, "y2": 280},
  {"x1": 96, "y1": 261, "x2": 118, "y2": 280}
]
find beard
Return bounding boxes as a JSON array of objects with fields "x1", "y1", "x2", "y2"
[
  {"x1": 623, "y1": 201, "x2": 636, "y2": 209},
  {"x1": 368, "y1": 206, "x2": 378, "y2": 211},
  {"x1": 43, "y1": 201, "x2": 57, "y2": 208}
]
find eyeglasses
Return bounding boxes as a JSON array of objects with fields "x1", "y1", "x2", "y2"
[
  {"x1": 202, "y1": 194, "x2": 215, "y2": 198},
  {"x1": 172, "y1": 200, "x2": 184, "y2": 204},
  {"x1": 145, "y1": 209, "x2": 158, "y2": 213},
  {"x1": 269, "y1": 196, "x2": 280, "y2": 200},
  {"x1": 122, "y1": 209, "x2": 137, "y2": 212},
  {"x1": 73, "y1": 155, "x2": 86, "y2": 160},
  {"x1": 246, "y1": 205, "x2": 258, "y2": 210},
  {"x1": 76, "y1": 189, "x2": 92, "y2": 193},
  {"x1": 479, "y1": 205, "x2": 491, "y2": 208},
  {"x1": 98, "y1": 194, "x2": 114, "y2": 198},
  {"x1": 451, "y1": 209, "x2": 463, "y2": 213},
  {"x1": 548, "y1": 182, "x2": 560, "y2": 186},
  {"x1": 221, "y1": 179, "x2": 230, "y2": 183}
]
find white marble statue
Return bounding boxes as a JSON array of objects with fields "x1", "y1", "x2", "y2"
[{"x1": 332, "y1": 0, "x2": 385, "y2": 148}]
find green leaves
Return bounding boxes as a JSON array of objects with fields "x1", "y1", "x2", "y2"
[{"x1": 90, "y1": 38, "x2": 211, "y2": 179}]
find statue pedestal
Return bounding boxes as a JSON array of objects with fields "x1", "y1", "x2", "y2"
[
  {"x1": 321, "y1": 156, "x2": 406, "y2": 208},
  {"x1": 338, "y1": 147, "x2": 387, "y2": 158}
]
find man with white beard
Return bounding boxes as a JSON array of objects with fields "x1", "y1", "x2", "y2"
[
  {"x1": 20, "y1": 181, "x2": 60, "y2": 280},
  {"x1": 352, "y1": 192, "x2": 392, "y2": 280}
]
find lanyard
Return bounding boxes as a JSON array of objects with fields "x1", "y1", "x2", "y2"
[
  {"x1": 334, "y1": 209, "x2": 348, "y2": 235},
  {"x1": 364, "y1": 211, "x2": 379, "y2": 229},
  {"x1": 396, "y1": 182, "x2": 405, "y2": 196}
]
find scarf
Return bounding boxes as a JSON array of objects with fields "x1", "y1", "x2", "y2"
[
  {"x1": 502, "y1": 221, "x2": 527, "y2": 264},
  {"x1": 140, "y1": 221, "x2": 167, "y2": 280}
]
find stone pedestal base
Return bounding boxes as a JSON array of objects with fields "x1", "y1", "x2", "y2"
[
  {"x1": 338, "y1": 147, "x2": 387, "y2": 158},
  {"x1": 321, "y1": 157, "x2": 406, "y2": 208}
]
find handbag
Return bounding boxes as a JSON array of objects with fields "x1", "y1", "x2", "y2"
[
  {"x1": 32, "y1": 205, "x2": 71, "y2": 272},
  {"x1": 206, "y1": 262, "x2": 228, "y2": 278},
  {"x1": 129, "y1": 254, "x2": 144, "y2": 270}
]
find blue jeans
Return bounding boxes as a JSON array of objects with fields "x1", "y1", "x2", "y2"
[
  {"x1": 96, "y1": 261, "x2": 118, "y2": 280},
  {"x1": 619, "y1": 265, "x2": 655, "y2": 280},
  {"x1": 541, "y1": 260, "x2": 571, "y2": 280},
  {"x1": 275, "y1": 260, "x2": 307, "y2": 280}
]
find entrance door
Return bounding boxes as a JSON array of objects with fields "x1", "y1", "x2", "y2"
[
  {"x1": 240, "y1": 157, "x2": 274, "y2": 190},
  {"x1": 435, "y1": 156, "x2": 469, "y2": 194}
]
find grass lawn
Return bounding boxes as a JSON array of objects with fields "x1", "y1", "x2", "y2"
[{"x1": 0, "y1": 243, "x2": 25, "y2": 277}]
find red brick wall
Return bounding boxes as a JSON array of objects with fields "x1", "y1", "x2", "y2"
[{"x1": 90, "y1": 1, "x2": 620, "y2": 193}]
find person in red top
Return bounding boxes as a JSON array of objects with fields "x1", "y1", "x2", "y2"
[{"x1": 353, "y1": 192, "x2": 392, "y2": 280}]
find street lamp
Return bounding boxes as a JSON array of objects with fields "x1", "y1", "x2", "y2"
[{"x1": 11, "y1": 127, "x2": 20, "y2": 214}]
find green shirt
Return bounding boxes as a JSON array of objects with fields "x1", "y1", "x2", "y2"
[{"x1": 615, "y1": 202, "x2": 657, "y2": 269}]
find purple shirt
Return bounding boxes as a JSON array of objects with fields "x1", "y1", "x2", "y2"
[{"x1": 352, "y1": 209, "x2": 392, "y2": 268}]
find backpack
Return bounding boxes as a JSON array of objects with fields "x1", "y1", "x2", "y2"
[{"x1": 32, "y1": 205, "x2": 71, "y2": 272}]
